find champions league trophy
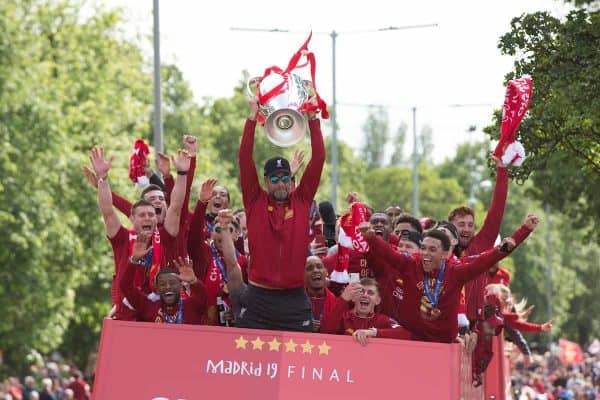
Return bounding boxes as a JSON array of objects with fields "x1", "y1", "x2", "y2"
[{"x1": 247, "y1": 32, "x2": 329, "y2": 147}]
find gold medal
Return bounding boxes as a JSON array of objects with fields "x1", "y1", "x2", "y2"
[{"x1": 431, "y1": 307, "x2": 442, "y2": 319}]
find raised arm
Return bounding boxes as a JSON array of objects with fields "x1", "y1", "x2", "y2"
[
  {"x1": 173, "y1": 256, "x2": 207, "y2": 310},
  {"x1": 361, "y1": 224, "x2": 412, "y2": 275},
  {"x1": 472, "y1": 157, "x2": 509, "y2": 249},
  {"x1": 157, "y1": 152, "x2": 173, "y2": 204},
  {"x1": 82, "y1": 164, "x2": 133, "y2": 218},
  {"x1": 90, "y1": 147, "x2": 120, "y2": 239},
  {"x1": 163, "y1": 150, "x2": 191, "y2": 237},
  {"x1": 239, "y1": 99, "x2": 261, "y2": 208},
  {"x1": 456, "y1": 213, "x2": 539, "y2": 284},
  {"x1": 217, "y1": 209, "x2": 244, "y2": 293},
  {"x1": 296, "y1": 118, "x2": 325, "y2": 202},
  {"x1": 503, "y1": 312, "x2": 552, "y2": 333},
  {"x1": 181, "y1": 135, "x2": 198, "y2": 219},
  {"x1": 188, "y1": 179, "x2": 216, "y2": 254},
  {"x1": 319, "y1": 284, "x2": 360, "y2": 334},
  {"x1": 119, "y1": 232, "x2": 154, "y2": 313}
]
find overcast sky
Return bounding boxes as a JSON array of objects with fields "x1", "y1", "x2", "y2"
[{"x1": 103, "y1": 0, "x2": 571, "y2": 163}]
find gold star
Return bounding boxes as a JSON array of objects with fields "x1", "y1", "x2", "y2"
[
  {"x1": 251, "y1": 336, "x2": 265, "y2": 351},
  {"x1": 284, "y1": 339, "x2": 298, "y2": 353},
  {"x1": 317, "y1": 341, "x2": 331, "y2": 355},
  {"x1": 268, "y1": 338, "x2": 282, "y2": 351},
  {"x1": 301, "y1": 340, "x2": 314, "y2": 354},
  {"x1": 235, "y1": 336, "x2": 248, "y2": 349}
]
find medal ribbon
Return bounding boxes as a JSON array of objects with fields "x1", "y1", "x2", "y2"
[
  {"x1": 423, "y1": 261, "x2": 446, "y2": 308},
  {"x1": 210, "y1": 242, "x2": 228, "y2": 283}
]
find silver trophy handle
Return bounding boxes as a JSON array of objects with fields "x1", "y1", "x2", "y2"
[{"x1": 247, "y1": 76, "x2": 261, "y2": 99}]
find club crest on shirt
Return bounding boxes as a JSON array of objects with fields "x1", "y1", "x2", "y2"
[{"x1": 284, "y1": 208, "x2": 294, "y2": 220}]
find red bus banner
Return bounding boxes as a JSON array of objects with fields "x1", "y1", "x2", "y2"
[{"x1": 93, "y1": 320, "x2": 468, "y2": 400}]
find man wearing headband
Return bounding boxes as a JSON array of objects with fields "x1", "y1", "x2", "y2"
[{"x1": 237, "y1": 98, "x2": 325, "y2": 331}]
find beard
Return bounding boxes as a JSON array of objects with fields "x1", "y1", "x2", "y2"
[{"x1": 271, "y1": 188, "x2": 289, "y2": 201}]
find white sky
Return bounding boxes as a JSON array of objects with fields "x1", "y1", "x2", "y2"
[{"x1": 103, "y1": 0, "x2": 571, "y2": 163}]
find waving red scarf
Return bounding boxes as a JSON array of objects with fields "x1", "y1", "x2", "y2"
[
  {"x1": 331, "y1": 202, "x2": 370, "y2": 283},
  {"x1": 129, "y1": 139, "x2": 150, "y2": 187},
  {"x1": 493, "y1": 76, "x2": 533, "y2": 166}
]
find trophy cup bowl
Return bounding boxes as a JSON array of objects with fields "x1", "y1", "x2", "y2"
[{"x1": 247, "y1": 73, "x2": 311, "y2": 147}]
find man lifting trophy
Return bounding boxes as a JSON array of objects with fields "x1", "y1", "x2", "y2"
[{"x1": 238, "y1": 33, "x2": 328, "y2": 331}]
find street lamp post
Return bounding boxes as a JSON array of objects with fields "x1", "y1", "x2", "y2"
[
  {"x1": 152, "y1": 0, "x2": 163, "y2": 156},
  {"x1": 231, "y1": 24, "x2": 437, "y2": 212}
]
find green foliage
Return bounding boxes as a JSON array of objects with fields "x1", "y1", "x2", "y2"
[
  {"x1": 361, "y1": 106, "x2": 389, "y2": 170},
  {"x1": 363, "y1": 165, "x2": 467, "y2": 218},
  {"x1": 492, "y1": 8, "x2": 600, "y2": 238},
  {"x1": 0, "y1": 0, "x2": 149, "y2": 373},
  {"x1": 390, "y1": 121, "x2": 407, "y2": 166}
]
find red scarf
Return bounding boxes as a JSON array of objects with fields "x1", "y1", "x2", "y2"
[
  {"x1": 493, "y1": 75, "x2": 532, "y2": 166},
  {"x1": 331, "y1": 202, "x2": 371, "y2": 283},
  {"x1": 254, "y1": 32, "x2": 329, "y2": 125},
  {"x1": 129, "y1": 139, "x2": 150, "y2": 187},
  {"x1": 128, "y1": 229, "x2": 162, "y2": 294}
]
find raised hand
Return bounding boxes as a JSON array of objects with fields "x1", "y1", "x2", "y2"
[
  {"x1": 248, "y1": 96, "x2": 259, "y2": 120},
  {"x1": 183, "y1": 135, "x2": 198, "y2": 157},
  {"x1": 199, "y1": 179, "x2": 218, "y2": 203},
  {"x1": 498, "y1": 237, "x2": 516, "y2": 253},
  {"x1": 524, "y1": 213, "x2": 540, "y2": 231},
  {"x1": 541, "y1": 320, "x2": 553, "y2": 332},
  {"x1": 82, "y1": 165, "x2": 98, "y2": 189},
  {"x1": 156, "y1": 152, "x2": 171, "y2": 177},
  {"x1": 290, "y1": 149, "x2": 306, "y2": 178},
  {"x1": 217, "y1": 209, "x2": 234, "y2": 226},
  {"x1": 172, "y1": 149, "x2": 191, "y2": 173},
  {"x1": 490, "y1": 154, "x2": 508, "y2": 168},
  {"x1": 89, "y1": 146, "x2": 113, "y2": 178},
  {"x1": 131, "y1": 231, "x2": 153, "y2": 260},
  {"x1": 521, "y1": 305, "x2": 535, "y2": 320},
  {"x1": 341, "y1": 282, "x2": 363, "y2": 302},
  {"x1": 309, "y1": 238, "x2": 328, "y2": 257},
  {"x1": 358, "y1": 221, "x2": 375, "y2": 240},
  {"x1": 173, "y1": 256, "x2": 197, "y2": 285},
  {"x1": 346, "y1": 191, "x2": 360, "y2": 204}
]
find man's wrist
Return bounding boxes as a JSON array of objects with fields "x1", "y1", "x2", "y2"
[
  {"x1": 370, "y1": 327, "x2": 378, "y2": 337},
  {"x1": 129, "y1": 256, "x2": 144, "y2": 265}
]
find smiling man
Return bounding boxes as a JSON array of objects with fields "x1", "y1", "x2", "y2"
[
  {"x1": 120, "y1": 233, "x2": 207, "y2": 325},
  {"x1": 304, "y1": 256, "x2": 337, "y2": 332},
  {"x1": 448, "y1": 156, "x2": 509, "y2": 324},
  {"x1": 320, "y1": 279, "x2": 397, "y2": 336},
  {"x1": 359, "y1": 214, "x2": 537, "y2": 343},
  {"x1": 237, "y1": 98, "x2": 325, "y2": 331}
]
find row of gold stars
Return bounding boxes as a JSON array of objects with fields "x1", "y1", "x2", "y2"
[{"x1": 234, "y1": 336, "x2": 331, "y2": 355}]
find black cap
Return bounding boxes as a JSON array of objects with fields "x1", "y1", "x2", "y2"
[
  {"x1": 400, "y1": 229, "x2": 423, "y2": 247},
  {"x1": 263, "y1": 157, "x2": 291, "y2": 177}
]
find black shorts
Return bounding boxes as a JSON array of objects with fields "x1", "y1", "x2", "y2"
[{"x1": 235, "y1": 284, "x2": 313, "y2": 332}]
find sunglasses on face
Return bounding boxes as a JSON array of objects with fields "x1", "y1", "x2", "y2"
[{"x1": 269, "y1": 175, "x2": 292, "y2": 184}]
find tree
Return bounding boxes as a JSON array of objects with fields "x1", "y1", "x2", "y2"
[
  {"x1": 491, "y1": 8, "x2": 600, "y2": 238},
  {"x1": 390, "y1": 121, "x2": 408, "y2": 166},
  {"x1": 363, "y1": 165, "x2": 467, "y2": 218},
  {"x1": 0, "y1": 0, "x2": 152, "y2": 373},
  {"x1": 361, "y1": 106, "x2": 389, "y2": 169},
  {"x1": 417, "y1": 124, "x2": 435, "y2": 164}
]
